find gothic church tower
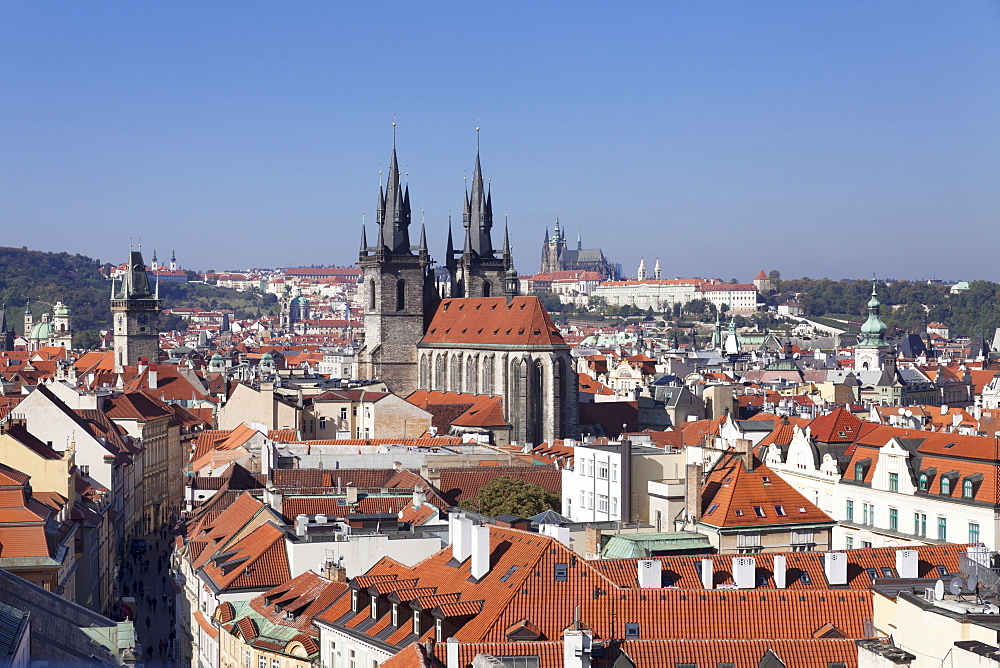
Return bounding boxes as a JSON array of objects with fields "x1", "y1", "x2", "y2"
[
  {"x1": 112, "y1": 249, "x2": 161, "y2": 373},
  {"x1": 448, "y1": 146, "x2": 507, "y2": 298},
  {"x1": 357, "y1": 143, "x2": 436, "y2": 395}
]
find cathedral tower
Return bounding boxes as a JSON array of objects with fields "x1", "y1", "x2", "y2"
[
  {"x1": 451, "y1": 143, "x2": 506, "y2": 298},
  {"x1": 855, "y1": 281, "x2": 893, "y2": 374},
  {"x1": 112, "y1": 249, "x2": 161, "y2": 373},
  {"x1": 357, "y1": 142, "x2": 436, "y2": 395}
]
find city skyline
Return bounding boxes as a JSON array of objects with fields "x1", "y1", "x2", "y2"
[{"x1": 2, "y1": 2, "x2": 998, "y2": 279}]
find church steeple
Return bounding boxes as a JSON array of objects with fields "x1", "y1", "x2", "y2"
[
  {"x1": 859, "y1": 281, "x2": 889, "y2": 348},
  {"x1": 377, "y1": 147, "x2": 412, "y2": 254},
  {"x1": 464, "y1": 144, "x2": 495, "y2": 258}
]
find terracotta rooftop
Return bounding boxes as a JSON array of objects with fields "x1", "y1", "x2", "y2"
[{"x1": 420, "y1": 297, "x2": 567, "y2": 349}]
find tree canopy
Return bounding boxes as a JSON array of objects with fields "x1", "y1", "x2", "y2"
[{"x1": 459, "y1": 476, "x2": 560, "y2": 518}]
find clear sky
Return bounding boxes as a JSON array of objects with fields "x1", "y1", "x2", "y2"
[{"x1": 2, "y1": 2, "x2": 999, "y2": 281}]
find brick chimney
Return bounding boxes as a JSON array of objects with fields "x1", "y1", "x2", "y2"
[
  {"x1": 585, "y1": 526, "x2": 602, "y2": 559},
  {"x1": 685, "y1": 463, "x2": 702, "y2": 525},
  {"x1": 735, "y1": 438, "x2": 754, "y2": 471}
]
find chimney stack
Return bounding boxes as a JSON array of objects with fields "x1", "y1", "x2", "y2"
[
  {"x1": 700, "y1": 558, "x2": 714, "y2": 589},
  {"x1": 735, "y1": 438, "x2": 754, "y2": 471},
  {"x1": 684, "y1": 463, "x2": 702, "y2": 526},
  {"x1": 637, "y1": 559, "x2": 662, "y2": 588},
  {"x1": 147, "y1": 364, "x2": 158, "y2": 390},
  {"x1": 773, "y1": 554, "x2": 787, "y2": 589},
  {"x1": 824, "y1": 552, "x2": 847, "y2": 586},
  {"x1": 470, "y1": 524, "x2": 490, "y2": 579},
  {"x1": 452, "y1": 515, "x2": 472, "y2": 562},
  {"x1": 733, "y1": 556, "x2": 756, "y2": 589},
  {"x1": 895, "y1": 549, "x2": 918, "y2": 579}
]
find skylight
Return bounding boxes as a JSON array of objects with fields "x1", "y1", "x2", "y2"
[{"x1": 753, "y1": 506, "x2": 766, "y2": 518}]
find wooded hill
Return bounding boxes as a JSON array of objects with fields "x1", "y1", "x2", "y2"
[{"x1": 0, "y1": 246, "x2": 278, "y2": 349}]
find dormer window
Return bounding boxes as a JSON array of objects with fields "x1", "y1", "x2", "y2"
[
  {"x1": 351, "y1": 590, "x2": 358, "y2": 613},
  {"x1": 392, "y1": 603, "x2": 398, "y2": 627},
  {"x1": 918, "y1": 474, "x2": 928, "y2": 491},
  {"x1": 370, "y1": 596, "x2": 378, "y2": 619},
  {"x1": 413, "y1": 610, "x2": 421, "y2": 635},
  {"x1": 855, "y1": 463, "x2": 864, "y2": 481},
  {"x1": 940, "y1": 477, "x2": 951, "y2": 496},
  {"x1": 964, "y1": 479, "x2": 975, "y2": 499}
]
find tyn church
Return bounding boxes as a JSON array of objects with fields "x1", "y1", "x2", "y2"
[{"x1": 357, "y1": 142, "x2": 578, "y2": 445}]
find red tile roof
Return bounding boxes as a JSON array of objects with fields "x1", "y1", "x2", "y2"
[{"x1": 420, "y1": 297, "x2": 567, "y2": 348}]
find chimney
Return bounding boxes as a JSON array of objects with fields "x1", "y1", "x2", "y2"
[
  {"x1": 773, "y1": 554, "x2": 787, "y2": 589},
  {"x1": 452, "y1": 516, "x2": 472, "y2": 562},
  {"x1": 322, "y1": 559, "x2": 348, "y2": 582},
  {"x1": 620, "y1": 438, "x2": 633, "y2": 523},
  {"x1": 295, "y1": 514, "x2": 309, "y2": 536},
  {"x1": 585, "y1": 526, "x2": 602, "y2": 558},
  {"x1": 147, "y1": 364, "x2": 158, "y2": 390},
  {"x1": 940, "y1": 404, "x2": 948, "y2": 415},
  {"x1": 735, "y1": 438, "x2": 754, "y2": 471},
  {"x1": 637, "y1": 559, "x2": 661, "y2": 588},
  {"x1": 470, "y1": 524, "x2": 491, "y2": 579},
  {"x1": 137, "y1": 357, "x2": 148, "y2": 374},
  {"x1": 684, "y1": 463, "x2": 702, "y2": 526},
  {"x1": 412, "y1": 485, "x2": 427, "y2": 508},
  {"x1": 824, "y1": 552, "x2": 847, "y2": 586},
  {"x1": 541, "y1": 523, "x2": 571, "y2": 547},
  {"x1": 732, "y1": 556, "x2": 756, "y2": 589},
  {"x1": 699, "y1": 558, "x2": 714, "y2": 589},
  {"x1": 895, "y1": 549, "x2": 918, "y2": 578},
  {"x1": 562, "y1": 623, "x2": 593, "y2": 668},
  {"x1": 346, "y1": 486, "x2": 358, "y2": 504}
]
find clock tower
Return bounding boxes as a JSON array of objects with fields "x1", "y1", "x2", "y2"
[{"x1": 112, "y1": 249, "x2": 161, "y2": 373}]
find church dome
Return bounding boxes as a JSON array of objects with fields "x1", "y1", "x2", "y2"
[
  {"x1": 53, "y1": 301, "x2": 70, "y2": 317},
  {"x1": 859, "y1": 284, "x2": 888, "y2": 346},
  {"x1": 29, "y1": 319, "x2": 52, "y2": 340},
  {"x1": 292, "y1": 296, "x2": 309, "y2": 305}
]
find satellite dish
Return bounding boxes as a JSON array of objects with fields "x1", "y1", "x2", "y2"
[
  {"x1": 934, "y1": 579, "x2": 945, "y2": 600},
  {"x1": 897, "y1": 408, "x2": 906, "y2": 416},
  {"x1": 905, "y1": 410, "x2": 913, "y2": 418},
  {"x1": 968, "y1": 574, "x2": 979, "y2": 591},
  {"x1": 950, "y1": 576, "x2": 963, "y2": 596}
]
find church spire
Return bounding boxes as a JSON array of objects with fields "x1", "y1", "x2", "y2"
[
  {"x1": 378, "y1": 139, "x2": 412, "y2": 255},
  {"x1": 859, "y1": 280, "x2": 888, "y2": 347},
  {"x1": 359, "y1": 217, "x2": 369, "y2": 258},
  {"x1": 577, "y1": 228, "x2": 582, "y2": 251},
  {"x1": 466, "y1": 139, "x2": 494, "y2": 258}
]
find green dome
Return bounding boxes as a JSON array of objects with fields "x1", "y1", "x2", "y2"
[
  {"x1": 29, "y1": 320, "x2": 52, "y2": 340},
  {"x1": 292, "y1": 296, "x2": 310, "y2": 305},
  {"x1": 261, "y1": 352, "x2": 274, "y2": 361},
  {"x1": 859, "y1": 283, "x2": 888, "y2": 346},
  {"x1": 211, "y1": 352, "x2": 223, "y2": 361},
  {"x1": 53, "y1": 301, "x2": 70, "y2": 317}
]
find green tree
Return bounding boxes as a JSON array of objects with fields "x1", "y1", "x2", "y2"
[{"x1": 460, "y1": 476, "x2": 560, "y2": 518}]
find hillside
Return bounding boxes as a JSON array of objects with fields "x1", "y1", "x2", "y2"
[{"x1": 0, "y1": 246, "x2": 279, "y2": 349}]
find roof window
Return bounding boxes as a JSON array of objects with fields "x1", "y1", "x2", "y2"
[
  {"x1": 753, "y1": 506, "x2": 766, "y2": 518},
  {"x1": 774, "y1": 505, "x2": 786, "y2": 516},
  {"x1": 705, "y1": 504, "x2": 719, "y2": 516},
  {"x1": 624, "y1": 623, "x2": 640, "y2": 639},
  {"x1": 734, "y1": 509, "x2": 744, "y2": 517},
  {"x1": 554, "y1": 563, "x2": 568, "y2": 581}
]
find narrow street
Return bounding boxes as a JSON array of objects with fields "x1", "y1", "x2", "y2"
[{"x1": 121, "y1": 526, "x2": 179, "y2": 666}]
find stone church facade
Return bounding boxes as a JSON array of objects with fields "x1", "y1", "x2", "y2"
[{"x1": 356, "y1": 140, "x2": 578, "y2": 442}]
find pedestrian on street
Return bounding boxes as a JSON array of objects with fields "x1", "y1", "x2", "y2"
[{"x1": 145, "y1": 615, "x2": 151, "y2": 630}]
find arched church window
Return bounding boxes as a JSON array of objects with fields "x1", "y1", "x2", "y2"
[
  {"x1": 396, "y1": 279, "x2": 406, "y2": 312},
  {"x1": 482, "y1": 282, "x2": 491, "y2": 298},
  {"x1": 368, "y1": 280, "x2": 376, "y2": 311}
]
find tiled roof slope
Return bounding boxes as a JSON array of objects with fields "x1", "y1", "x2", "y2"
[
  {"x1": 594, "y1": 543, "x2": 967, "y2": 590},
  {"x1": 699, "y1": 455, "x2": 833, "y2": 529},
  {"x1": 420, "y1": 297, "x2": 567, "y2": 349},
  {"x1": 316, "y1": 525, "x2": 881, "y2": 661}
]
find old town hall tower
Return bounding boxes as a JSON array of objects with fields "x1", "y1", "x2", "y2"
[{"x1": 112, "y1": 249, "x2": 161, "y2": 373}]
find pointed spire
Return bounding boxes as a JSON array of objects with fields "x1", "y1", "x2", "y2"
[
  {"x1": 446, "y1": 215, "x2": 455, "y2": 256},
  {"x1": 463, "y1": 216, "x2": 474, "y2": 257},
  {"x1": 503, "y1": 214, "x2": 512, "y2": 260},
  {"x1": 577, "y1": 228, "x2": 582, "y2": 252},
  {"x1": 654, "y1": 258, "x2": 662, "y2": 280},
  {"x1": 418, "y1": 221, "x2": 427, "y2": 253},
  {"x1": 359, "y1": 217, "x2": 368, "y2": 255}
]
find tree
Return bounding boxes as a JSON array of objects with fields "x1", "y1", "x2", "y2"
[{"x1": 460, "y1": 476, "x2": 560, "y2": 518}]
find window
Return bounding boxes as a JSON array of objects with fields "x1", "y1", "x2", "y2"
[
  {"x1": 919, "y1": 473, "x2": 928, "y2": 491},
  {"x1": 554, "y1": 563, "x2": 568, "y2": 581},
  {"x1": 970, "y1": 522, "x2": 981, "y2": 544},
  {"x1": 597, "y1": 494, "x2": 609, "y2": 513},
  {"x1": 368, "y1": 280, "x2": 375, "y2": 311},
  {"x1": 413, "y1": 611, "x2": 421, "y2": 635},
  {"x1": 705, "y1": 504, "x2": 719, "y2": 516},
  {"x1": 319, "y1": 417, "x2": 327, "y2": 430},
  {"x1": 862, "y1": 541, "x2": 872, "y2": 549},
  {"x1": 752, "y1": 506, "x2": 766, "y2": 518},
  {"x1": 881, "y1": 567, "x2": 895, "y2": 578},
  {"x1": 718, "y1": 664, "x2": 737, "y2": 668},
  {"x1": 597, "y1": 462, "x2": 608, "y2": 479},
  {"x1": 624, "y1": 623, "x2": 640, "y2": 639},
  {"x1": 370, "y1": 596, "x2": 378, "y2": 619},
  {"x1": 392, "y1": 603, "x2": 399, "y2": 627},
  {"x1": 580, "y1": 491, "x2": 586, "y2": 507},
  {"x1": 938, "y1": 517, "x2": 947, "y2": 541},
  {"x1": 889, "y1": 508, "x2": 898, "y2": 532},
  {"x1": 611, "y1": 497, "x2": 618, "y2": 516},
  {"x1": 396, "y1": 279, "x2": 406, "y2": 311},
  {"x1": 855, "y1": 462, "x2": 864, "y2": 480},
  {"x1": 272, "y1": 660, "x2": 280, "y2": 668},
  {"x1": 341, "y1": 407, "x2": 348, "y2": 420},
  {"x1": 349, "y1": 649, "x2": 356, "y2": 668},
  {"x1": 259, "y1": 657, "x2": 267, "y2": 668},
  {"x1": 774, "y1": 505, "x2": 786, "y2": 516},
  {"x1": 734, "y1": 509, "x2": 744, "y2": 517},
  {"x1": 244, "y1": 650, "x2": 251, "y2": 668},
  {"x1": 915, "y1": 513, "x2": 927, "y2": 537},
  {"x1": 791, "y1": 530, "x2": 814, "y2": 549},
  {"x1": 964, "y1": 479, "x2": 975, "y2": 498},
  {"x1": 845, "y1": 536, "x2": 853, "y2": 549},
  {"x1": 610, "y1": 462, "x2": 618, "y2": 482},
  {"x1": 828, "y1": 662, "x2": 848, "y2": 668},
  {"x1": 941, "y1": 477, "x2": 951, "y2": 496},
  {"x1": 889, "y1": 473, "x2": 898, "y2": 492},
  {"x1": 798, "y1": 570, "x2": 812, "y2": 585},
  {"x1": 351, "y1": 590, "x2": 358, "y2": 612},
  {"x1": 845, "y1": 500, "x2": 853, "y2": 522},
  {"x1": 587, "y1": 492, "x2": 594, "y2": 510}
]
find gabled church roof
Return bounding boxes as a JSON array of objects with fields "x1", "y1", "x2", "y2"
[{"x1": 419, "y1": 297, "x2": 567, "y2": 349}]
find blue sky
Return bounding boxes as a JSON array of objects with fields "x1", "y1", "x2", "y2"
[{"x1": 2, "y1": 2, "x2": 999, "y2": 281}]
